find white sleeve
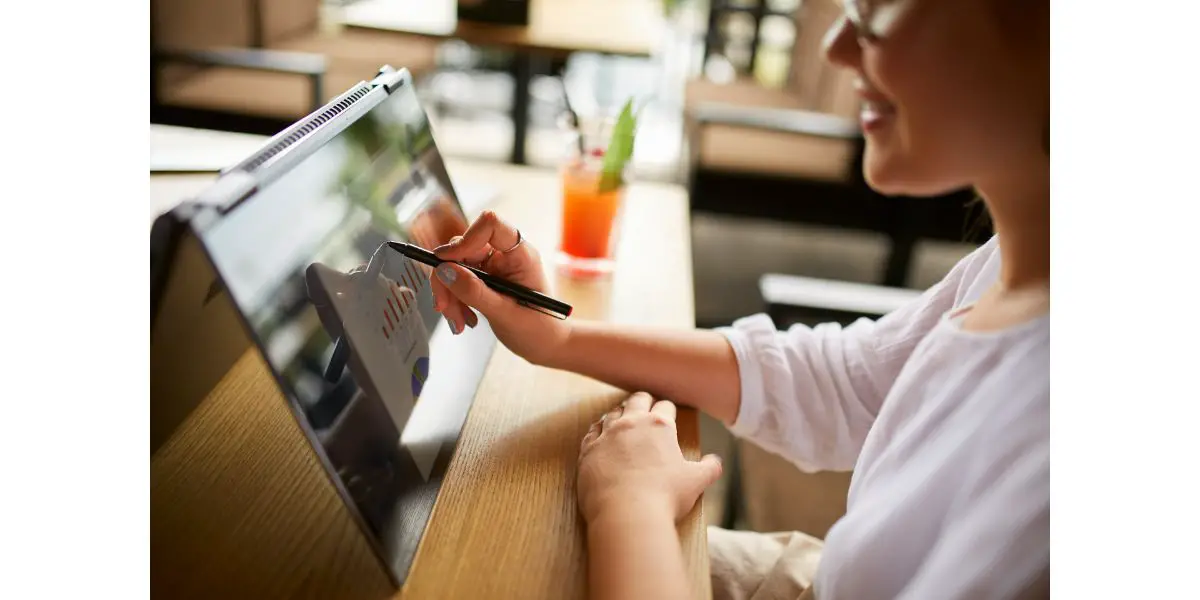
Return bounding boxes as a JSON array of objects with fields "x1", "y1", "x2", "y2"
[{"x1": 716, "y1": 238, "x2": 999, "y2": 472}]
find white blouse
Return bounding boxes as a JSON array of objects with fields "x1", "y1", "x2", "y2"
[{"x1": 719, "y1": 237, "x2": 1049, "y2": 599}]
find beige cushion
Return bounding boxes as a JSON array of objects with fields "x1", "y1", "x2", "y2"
[
  {"x1": 153, "y1": 0, "x2": 255, "y2": 89},
  {"x1": 685, "y1": 78, "x2": 856, "y2": 182},
  {"x1": 152, "y1": 0, "x2": 253, "y2": 51},
  {"x1": 160, "y1": 68, "x2": 322, "y2": 120},
  {"x1": 686, "y1": 77, "x2": 808, "y2": 112},
  {"x1": 159, "y1": 67, "x2": 419, "y2": 122},
  {"x1": 155, "y1": 0, "x2": 437, "y2": 118},
  {"x1": 160, "y1": 28, "x2": 439, "y2": 120},
  {"x1": 696, "y1": 122, "x2": 853, "y2": 182},
  {"x1": 259, "y1": 0, "x2": 321, "y2": 47},
  {"x1": 273, "y1": 29, "x2": 439, "y2": 83}
]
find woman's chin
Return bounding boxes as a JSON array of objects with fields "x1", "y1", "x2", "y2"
[
  {"x1": 864, "y1": 173, "x2": 902, "y2": 196},
  {"x1": 863, "y1": 153, "x2": 961, "y2": 198},
  {"x1": 863, "y1": 155, "x2": 912, "y2": 196}
]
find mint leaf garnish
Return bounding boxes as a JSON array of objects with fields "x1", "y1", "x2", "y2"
[{"x1": 598, "y1": 98, "x2": 638, "y2": 193}]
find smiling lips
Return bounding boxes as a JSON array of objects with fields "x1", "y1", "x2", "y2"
[{"x1": 856, "y1": 80, "x2": 897, "y2": 132}]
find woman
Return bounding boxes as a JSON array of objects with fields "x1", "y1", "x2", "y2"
[{"x1": 428, "y1": 0, "x2": 1049, "y2": 597}]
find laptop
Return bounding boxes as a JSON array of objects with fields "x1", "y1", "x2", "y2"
[{"x1": 150, "y1": 66, "x2": 498, "y2": 585}]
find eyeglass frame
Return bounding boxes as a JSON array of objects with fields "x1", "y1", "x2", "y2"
[{"x1": 843, "y1": 0, "x2": 883, "y2": 44}]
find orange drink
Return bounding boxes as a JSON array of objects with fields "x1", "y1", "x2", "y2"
[
  {"x1": 556, "y1": 117, "x2": 628, "y2": 277},
  {"x1": 560, "y1": 163, "x2": 623, "y2": 261}
]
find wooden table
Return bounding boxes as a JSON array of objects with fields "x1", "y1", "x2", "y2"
[
  {"x1": 337, "y1": 0, "x2": 664, "y2": 164},
  {"x1": 150, "y1": 158, "x2": 710, "y2": 599}
]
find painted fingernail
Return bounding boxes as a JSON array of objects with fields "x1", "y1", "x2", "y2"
[
  {"x1": 437, "y1": 264, "x2": 457, "y2": 284},
  {"x1": 447, "y1": 317, "x2": 459, "y2": 334}
]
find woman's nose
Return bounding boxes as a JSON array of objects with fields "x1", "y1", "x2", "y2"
[{"x1": 823, "y1": 15, "x2": 862, "y2": 70}]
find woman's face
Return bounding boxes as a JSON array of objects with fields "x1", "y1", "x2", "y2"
[{"x1": 823, "y1": 0, "x2": 1048, "y2": 196}]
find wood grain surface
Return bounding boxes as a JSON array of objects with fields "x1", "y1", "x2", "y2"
[
  {"x1": 151, "y1": 349, "x2": 394, "y2": 599},
  {"x1": 398, "y1": 162, "x2": 710, "y2": 599},
  {"x1": 340, "y1": 0, "x2": 661, "y2": 57},
  {"x1": 149, "y1": 159, "x2": 708, "y2": 598}
]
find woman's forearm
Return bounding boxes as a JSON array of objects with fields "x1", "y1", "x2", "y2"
[
  {"x1": 543, "y1": 322, "x2": 742, "y2": 424},
  {"x1": 587, "y1": 504, "x2": 692, "y2": 600}
]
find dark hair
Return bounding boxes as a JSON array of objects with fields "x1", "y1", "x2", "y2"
[{"x1": 965, "y1": 196, "x2": 992, "y2": 243}]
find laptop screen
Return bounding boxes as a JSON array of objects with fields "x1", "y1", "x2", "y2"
[{"x1": 189, "y1": 76, "x2": 497, "y2": 583}]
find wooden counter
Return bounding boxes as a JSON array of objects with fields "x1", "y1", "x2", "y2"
[
  {"x1": 396, "y1": 162, "x2": 708, "y2": 599},
  {"x1": 150, "y1": 159, "x2": 709, "y2": 599}
]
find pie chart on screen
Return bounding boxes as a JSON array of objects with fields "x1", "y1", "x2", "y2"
[{"x1": 411, "y1": 356, "x2": 430, "y2": 400}]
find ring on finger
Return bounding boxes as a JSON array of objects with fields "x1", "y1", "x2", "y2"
[{"x1": 499, "y1": 229, "x2": 523, "y2": 253}]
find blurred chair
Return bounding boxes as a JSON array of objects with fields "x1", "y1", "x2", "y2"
[
  {"x1": 685, "y1": 0, "x2": 985, "y2": 290},
  {"x1": 152, "y1": 0, "x2": 439, "y2": 135},
  {"x1": 760, "y1": 272, "x2": 922, "y2": 328}
]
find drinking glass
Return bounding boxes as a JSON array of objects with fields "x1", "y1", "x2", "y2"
[{"x1": 557, "y1": 117, "x2": 627, "y2": 277}]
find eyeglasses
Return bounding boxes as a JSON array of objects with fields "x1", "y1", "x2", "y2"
[
  {"x1": 842, "y1": 0, "x2": 910, "y2": 45},
  {"x1": 843, "y1": 0, "x2": 882, "y2": 44}
]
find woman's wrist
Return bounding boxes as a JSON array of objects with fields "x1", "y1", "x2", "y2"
[
  {"x1": 586, "y1": 495, "x2": 676, "y2": 531},
  {"x1": 534, "y1": 319, "x2": 580, "y2": 369},
  {"x1": 584, "y1": 489, "x2": 691, "y2": 600}
]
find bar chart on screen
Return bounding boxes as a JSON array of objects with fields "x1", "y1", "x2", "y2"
[
  {"x1": 305, "y1": 251, "x2": 459, "y2": 482},
  {"x1": 373, "y1": 260, "x2": 432, "y2": 408},
  {"x1": 377, "y1": 273, "x2": 432, "y2": 399},
  {"x1": 306, "y1": 255, "x2": 432, "y2": 433}
]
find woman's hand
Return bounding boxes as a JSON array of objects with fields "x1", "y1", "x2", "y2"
[
  {"x1": 577, "y1": 392, "x2": 724, "y2": 525},
  {"x1": 430, "y1": 210, "x2": 570, "y2": 365}
]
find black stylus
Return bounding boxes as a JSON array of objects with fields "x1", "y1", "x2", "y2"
[{"x1": 386, "y1": 241, "x2": 573, "y2": 319}]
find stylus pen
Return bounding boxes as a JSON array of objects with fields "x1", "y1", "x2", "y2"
[{"x1": 387, "y1": 241, "x2": 573, "y2": 319}]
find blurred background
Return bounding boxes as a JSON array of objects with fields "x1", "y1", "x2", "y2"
[{"x1": 151, "y1": 0, "x2": 988, "y2": 541}]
